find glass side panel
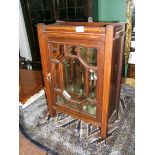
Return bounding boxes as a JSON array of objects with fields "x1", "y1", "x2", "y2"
[
  {"x1": 63, "y1": 57, "x2": 85, "y2": 101},
  {"x1": 56, "y1": 95, "x2": 68, "y2": 107},
  {"x1": 89, "y1": 70, "x2": 97, "y2": 99},
  {"x1": 80, "y1": 47, "x2": 97, "y2": 66},
  {"x1": 53, "y1": 63, "x2": 60, "y2": 89},
  {"x1": 52, "y1": 43, "x2": 64, "y2": 60},
  {"x1": 66, "y1": 46, "x2": 77, "y2": 55},
  {"x1": 82, "y1": 101, "x2": 96, "y2": 117}
]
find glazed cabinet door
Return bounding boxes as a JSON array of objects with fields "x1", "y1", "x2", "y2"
[{"x1": 48, "y1": 42, "x2": 99, "y2": 118}]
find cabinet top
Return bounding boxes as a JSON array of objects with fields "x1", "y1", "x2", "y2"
[{"x1": 38, "y1": 22, "x2": 125, "y2": 34}]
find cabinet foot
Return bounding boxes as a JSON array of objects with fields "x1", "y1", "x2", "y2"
[
  {"x1": 100, "y1": 130, "x2": 107, "y2": 139},
  {"x1": 48, "y1": 109, "x2": 56, "y2": 117}
]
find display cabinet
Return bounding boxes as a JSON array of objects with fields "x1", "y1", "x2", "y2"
[{"x1": 37, "y1": 22, "x2": 125, "y2": 138}]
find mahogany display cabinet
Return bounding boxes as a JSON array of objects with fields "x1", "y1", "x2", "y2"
[{"x1": 37, "y1": 22, "x2": 125, "y2": 138}]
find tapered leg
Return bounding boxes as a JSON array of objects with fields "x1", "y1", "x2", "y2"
[
  {"x1": 100, "y1": 124, "x2": 107, "y2": 139},
  {"x1": 48, "y1": 109, "x2": 56, "y2": 117}
]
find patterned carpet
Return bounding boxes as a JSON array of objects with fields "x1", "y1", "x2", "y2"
[{"x1": 19, "y1": 84, "x2": 135, "y2": 155}]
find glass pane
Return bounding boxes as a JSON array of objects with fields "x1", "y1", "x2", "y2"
[
  {"x1": 59, "y1": 9, "x2": 67, "y2": 19},
  {"x1": 66, "y1": 46, "x2": 77, "y2": 55},
  {"x1": 63, "y1": 57, "x2": 85, "y2": 101},
  {"x1": 68, "y1": 0, "x2": 75, "y2": 7},
  {"x1": 68, "y1": 9, "x2": 76, "y2": 19},
  {"x1": 76, "y1": 11, "x2": 85, "y2": 19},
  {"x1": 80, "y1": 47, "x2": 97, "y2": 66},
  {"x1": 82, "y1": 101, "x2": 96, "y2": 117},
  {"x1": 59, "y1": 0, "x2": 67, "y2": 8},
  {"x1": 56, "y1": 95, "x2": 68, "y2": 107},
  {"x1": 52, "y1": 44, "x2": 64, "y2": 60},
  {"x1": 76, "y1": 0, "x2": 84, "y2": 7},
  {"x1": 53, "y1": 63, "x2": 60, "y2": 89},
  {"x1": 70, "y1": 102, "x2": 81, "y2": 111},
  {"x1": 89, "y1": 70, "x2": 97, "y2": 99}
]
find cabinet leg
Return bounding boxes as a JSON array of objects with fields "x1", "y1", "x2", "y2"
[
  {"x1": 100, "y1": 126, "x2": 107, "y2": 139},
  {"x1": 48, "y1": 109, "x2": 56, "y2": 117}
]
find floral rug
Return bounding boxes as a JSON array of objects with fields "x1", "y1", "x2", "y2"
[{"x1": 19, "y1": 84, "x2": 135, "y2": 155}]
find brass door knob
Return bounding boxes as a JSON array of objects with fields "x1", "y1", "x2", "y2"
[{"x1": 46, "y1": 73, "x2": 51, "y2": 81}]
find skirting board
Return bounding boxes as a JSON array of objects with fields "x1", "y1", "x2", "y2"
[{"x1": 19, "y1": 89, "x2": 45, "y2": 109}]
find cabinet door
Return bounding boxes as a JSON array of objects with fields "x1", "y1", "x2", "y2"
[{"x1": 49, "y1": 43, "x2": 99, "y2": 118}]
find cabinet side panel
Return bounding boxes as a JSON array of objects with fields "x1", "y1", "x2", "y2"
[
  {"x1": 109, "y1": 37, "x2": 121, "y2": 118},
  {"x1": 115, "y1": 28, "x2": 125, "y2": 118},
  {"x1": 109, "y1": 28, "x2": 125, "y2": 119}
]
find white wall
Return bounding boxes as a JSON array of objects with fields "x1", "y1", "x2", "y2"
[{"x1": 19, "y1": 1, "x2": 32, "y2": 61}]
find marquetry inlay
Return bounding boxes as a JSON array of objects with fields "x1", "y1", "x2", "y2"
[{"x1": 45, "y1": 25, "x2": 105, "y2": 33}]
